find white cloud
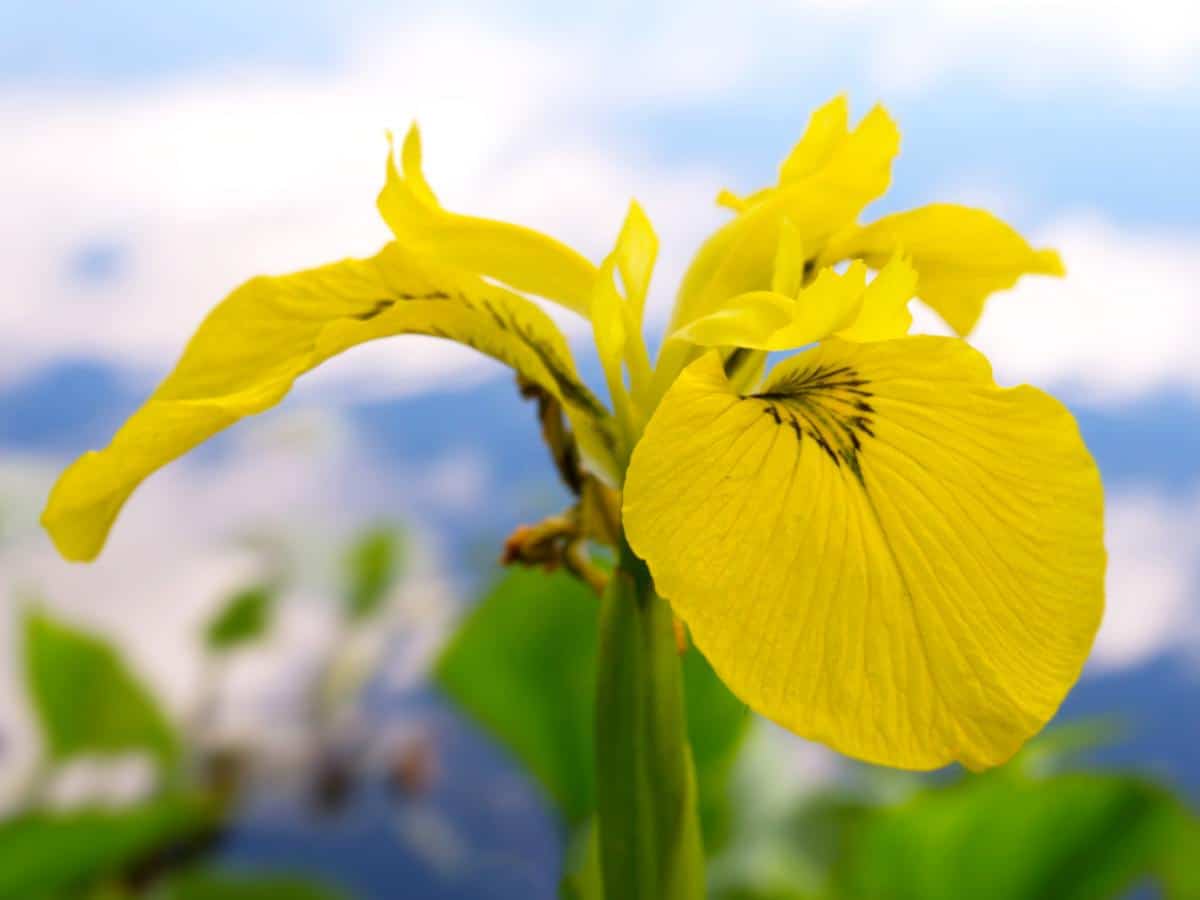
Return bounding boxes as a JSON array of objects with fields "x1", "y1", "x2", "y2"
[
  {"x1": 539, "y1": 1, "x2": 1200, "y2": 96},
  {"x1": 0, "y1": 17, "x2": 724, "y2": 397},
  {"x1": 911, "y1": 214, "x2": 1200, "y2": 406},
  {"x1": 864, "y1": 0, "x2": 1200, "y2": 94},
  {"x1": 1087, "y1": 484, "x2": 1200, "y2": 673}
]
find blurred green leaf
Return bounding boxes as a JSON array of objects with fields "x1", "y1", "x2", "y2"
[
  {"x1": 1161, "y1": 807, "x2": 1200, "y2": 900},
  {"x1": 682, "y1": 648, "x2": 750, "y2": 854},
  {"x1": 159, "y1": 869, "x2": 347, "y2": 900},
  {"x1": 834, "y1": 771, "x2": 1196, "y2": 900},
  {"x1": 1007, "y1": 717, "x2": 1123, "y2": 777},
  {"x1": 436, "y1": 567, "x2": 597, "y2": 824},
  {"x1": 343, "y1": 525, "x2": 405, "y2": 621},
  {"x1": 559, "y1": 820, "x2": 604, "y2": 900},
  {"x1": 712, "y1": 888, "x2": 813, "y2": 900},
  {"x1": 435, "y1": 566, "x2": 751, "y2": 849},
  {"x1": 205, "y1": 585, "x2": 276, "y2": 651},
  {"x1": 0, "y1": 794, "x2": 218, "y2": 899},
  {"x1": 24, "y1": 609, "x2": 179, "y2": 766}
]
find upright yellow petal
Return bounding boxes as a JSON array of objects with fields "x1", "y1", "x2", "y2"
[
  {"x1": 835, "y1": 255, "x2": 916, "y2": 343},
  {"x1": 778, "y1": 94, "x2": 850, "y2": 183},
  {"x1": 824, "y1": 204, "x2": 1065, "y2": 336},
  {"x1": 43, "y1": 244, "x2": 615, "y2": 562},
  {"x1": 613, "y1": 200, "x2": 658, "y2": 326},
  {"x1": 810, "y1": 104, "x2": 900, "y2": 203},
  {"x1": 771, "y1": 219, "x2": 807, "y2": 298},
  {"x1": 657, "y1": 102, "x2": 901, "y2": 397},
  {"x1": 377, "y1": 125, "x2": 597, "y2": 315},
  {"x1": 590, "y1": 260, "x2": 637, "y2": 443},
  {"x1": 624, "y1": 340, "x2": 1104, "y2": 771}
]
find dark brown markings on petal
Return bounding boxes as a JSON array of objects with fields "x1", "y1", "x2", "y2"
[
  {"x1": 353, "y1": 291, "x2": 451, "y2": 321},
  {"x1": 471, "y1": 293, "x2": 611, "y2": 421},
  {"x1": 751, "y1": 363, "x2": 876, "y2": 487},
  {"x1": 359, "y1": 286, "x2": 617, "y2": 456}
]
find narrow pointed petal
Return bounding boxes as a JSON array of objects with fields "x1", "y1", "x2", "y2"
[
  {"x1": 624, "y1": 341, "x2": 1104, "y2": 771},
  {"x1": 771, "y1": 219, "x2": 807, "y2": 298},
  {"x1": 613, "y1": 200, "x2": 658, "y2": 325},
  {"x1": 824, "y1": 204, "x2": 1065, "y2": 336},
  {"x1": 43, "y1": 245, "x2": 614, "y2": 561}
]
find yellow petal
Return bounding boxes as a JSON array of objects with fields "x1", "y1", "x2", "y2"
[
  {"x1": 809, "y1": 103, "x2": 900, "y2": 203},
  {"x1": 672, "y1": 102, "x2": 899, "y2": 330},
  {"x1": 43, "y1": 244, "x2": 615, "y2": 562},
  {"x1": 771, "y1": 218, "x2": 807, "y2": 298},
  {"x1": 377, "y1": 125, "x2": 597, "y2": 315},
  {"x1": 672, "y1": 291, "x2": 796, "y2": 349},
  {"x1": 715, "y1": 188, "x2": 748, "y2": 212},
  {"x1": 613, "y1": 200, "x2": 658, "y2": 325},
  {"x1": 778, "y1": 94, "x2": 850, "y2": 183},
  {"x1": 624, "y1": 340, "x2": 1104, "y2": 771},
  {"x1": 591, "y1": 259, "x2": 634, "y2": 435},
  {"x1": 676, "y1": 264, "x2": 868, "y2": 352},
  {"x1": 824, "y1": 204, "x2": 1065, "y2": 336},
  {"x1": 656, "y1": 103, "x2": 901, "y2": 397},
  {"x1": 835, "y1": 255, "x2": 916, "y2": 342}
]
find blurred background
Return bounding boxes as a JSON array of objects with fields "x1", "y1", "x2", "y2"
[{"x1": 1, "y1": 2, "x2": 1198, "y2": 898}]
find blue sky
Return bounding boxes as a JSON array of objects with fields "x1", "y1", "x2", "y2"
[{"x1": 1, "y1": 0, "x2": 1198, "y2": 810}]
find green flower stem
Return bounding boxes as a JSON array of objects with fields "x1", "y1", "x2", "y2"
[{"x1": 594, "y1": 535, "x2": 705, "y2": 899}]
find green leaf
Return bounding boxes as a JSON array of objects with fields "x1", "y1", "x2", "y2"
[
  {"x1": 435, "y1": 565, "x2": 751, "y2": 843},
  {"x1": 0, "y1": 794, "x2": 218, "y2": 899},
  {"x1": 682, "y1": 648, "x2": 750, "y2": 855},
  {"x1": 835, "y1": 772, "x2": 1196, "y2": 900},
  {"x1": 559, "y1": 820, "x2": 604, "y2": 900},
  {"x1": 24, "y1": 609, "x2": 179, "y2": 766},
  {"x1": 1163, "y1": 809, "x2": 1200, "y2": 899},
  {"x1": 343, "y1": 525, "x2": 406, "y2": 621},
  {"x1": 205, "y1": 585, "x2": 276, "y2": 651},
  {"x1": 436, "y1": 567, "x2": 598, "y2": 823},
  {"x1": 159, "y1": 869, "x2": 348, "y2": 900}
]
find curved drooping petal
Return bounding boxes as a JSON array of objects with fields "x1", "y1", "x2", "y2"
[
  {"x1": 377, "y1": 126, "x2": 598, "y2": 316},
  {"x1": 43, "y1": 244, "x2": 615, "y2": 562},
  {"x1": 823, "y1": 204, "x2": 1064, "y2": 336},
  {"x1": 624, "y1": 341, "x2": 1104, "y2": 771}
]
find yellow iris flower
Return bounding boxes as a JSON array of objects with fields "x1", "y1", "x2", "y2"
[{"x1": 42, "y1": 97, "x2": 1103, "y2": 775}]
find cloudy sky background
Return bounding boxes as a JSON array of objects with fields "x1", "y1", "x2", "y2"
[{"x1": 1, "y1": 0, "x2": 1198, "y2": 824}]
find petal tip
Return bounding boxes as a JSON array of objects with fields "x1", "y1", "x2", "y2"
[{"x1": 1034, "y1": 248, "x2": 1066, "y2": 277}]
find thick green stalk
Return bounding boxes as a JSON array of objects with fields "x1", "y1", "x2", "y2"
[{"x1": 594, "y1": 536, "x2": 705, "y2": 899}]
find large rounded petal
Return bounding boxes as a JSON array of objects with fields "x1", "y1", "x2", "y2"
[{"x1": 624, "y1": 341, "x2": 1104, "y2": 771}]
